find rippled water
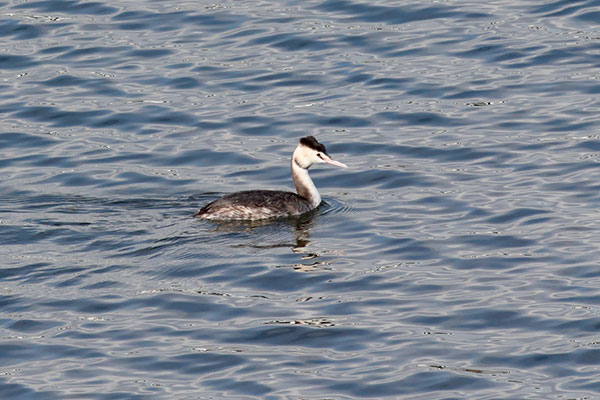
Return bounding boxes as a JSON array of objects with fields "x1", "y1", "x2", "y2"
[{"x1": 3, "y1": 0, "x2": 600, "y2": 398}]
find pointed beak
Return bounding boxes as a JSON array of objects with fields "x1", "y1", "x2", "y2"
[{"x1": 321, "y1": 154, "x2": 348, "y2": 168}]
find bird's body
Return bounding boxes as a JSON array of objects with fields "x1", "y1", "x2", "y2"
[
  {"x1": 195, "y1": 136, "x2": 346, "y2": 221},
  {"x1": 195, "y1": 190, "x2": 314, "y2": 220}
]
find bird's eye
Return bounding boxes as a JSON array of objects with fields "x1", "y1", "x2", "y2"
[{"x1": 317, "y1": 153, "x2": 323, "y2": 159}]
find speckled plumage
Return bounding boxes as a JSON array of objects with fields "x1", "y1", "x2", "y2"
[
  {"x1": 195, "y1": 136, "x2": 346, "y2": 221},
  {"x1": 194, "y1": 190, "x2": 314, "y2": 220}
]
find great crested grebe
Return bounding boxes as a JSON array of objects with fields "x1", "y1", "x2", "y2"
[{"x1": 194, "y1": 136, "x2": 347, "y2": 220}]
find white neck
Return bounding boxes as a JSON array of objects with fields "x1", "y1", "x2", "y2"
[{"x1": 291, "y1": 153, "x2": 321, "y2": 208}]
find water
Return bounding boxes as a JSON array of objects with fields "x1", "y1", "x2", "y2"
[{"x1": 2, "y1": 0, "x2": 600, "y2": 398}]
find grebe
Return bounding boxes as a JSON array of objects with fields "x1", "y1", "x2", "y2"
[{"x1": 195, "y1": 136, "x2": 347, "y2": 220}]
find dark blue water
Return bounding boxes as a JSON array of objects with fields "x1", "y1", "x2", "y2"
[{"x1": 2, "y1": 0, "x2": 600, "y2": 398}]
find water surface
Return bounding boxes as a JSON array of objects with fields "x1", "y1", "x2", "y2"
[{"x1": 2, "y1": 0, "x2": 600, "y2": 398}]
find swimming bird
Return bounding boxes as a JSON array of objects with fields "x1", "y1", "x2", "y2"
[{"x1": 195, "y1": 136, "x2": 347, "y2": 220}]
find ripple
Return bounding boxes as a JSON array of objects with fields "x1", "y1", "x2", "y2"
[
  {"x1": 13, "y1": 0, "x2": 119, "y2": 15},
  {"x1": 320, "y1": 196, "x2": 357, "y2": 216}
]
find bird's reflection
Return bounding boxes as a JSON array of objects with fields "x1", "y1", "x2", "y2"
[
  {"x1": 204, "y1": 207, "x2": 319, "y2": 253},
  {"x1": 198, "y1": 202, "x2": 345, "y2": 272}
]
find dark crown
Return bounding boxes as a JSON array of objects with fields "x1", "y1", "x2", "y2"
[{"x1": 299, "y1": 136, "x2": 328, "y2": 155}]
